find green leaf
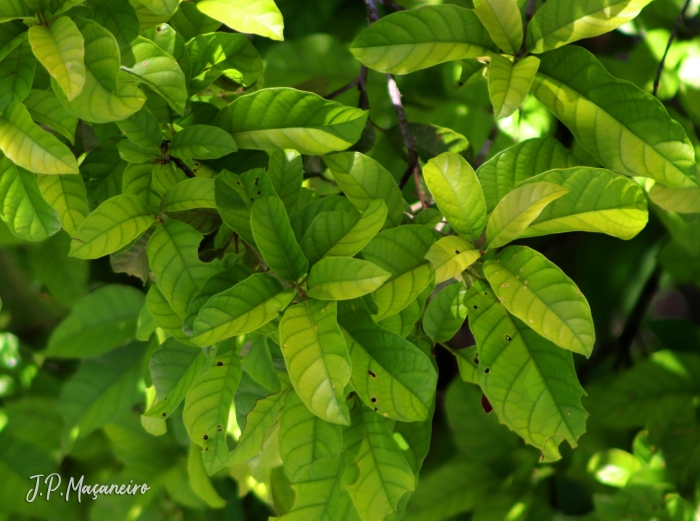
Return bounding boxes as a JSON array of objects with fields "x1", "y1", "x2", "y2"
[
  {"x1": 486, "y1": 181, "x2": 568, "y2": 248},
  {"x1": 279, "y1": 299, "x2": 352, "y2": 425},
  {"x1": 139, "y1": 0, "x2": 181, "y2": 17},
  {"x1": 0, "y1": 102, "x2": 78, "y2": 175},
  {"x1": 28, "y1": 16, "x2": 85, "y2": 101},
  {"x1": 325, "y1": 153, "x2": 404, "y2": 229},
  {"x1": 147, "y1": 284, "x2": 197, "y2": 345},
  {"x1": 45, "y1": 284, "x2": 145, "y2": 357},
  {"x1": 474, "y1": 0, "x2": 523, "y2": 55},
  {"x1": 192, "y1": 273, "x2": 295, "y2": 346},
  {"x1": 183, "y1": 351, "x2": 242, "y2": 475},
  {"x1": 0, "y1": 0, "x2": 33, "y2": 23},
  {"x1": 268, "y1": 149, "x2": 303, "y2": 212},
  {"x1": 162, "y1": 177, "x2": 216, "y2": 212},
  {"x1": 68, "y1": 194, "x2": 154, "y2": 259},
  {"x1": 92, "y1": 0, "x2": 139, "y2": 55},
  {"x1": 59, "y1": 341, "x2": 147, "y2": 438},
  {"x1": 278, "y1": 457, "x2": 345, "y2": 521},
  {"x1": 73, "y1": 17, "x2": 120, "y2": 93},
  {"x1": 349, "y1": 5, "x2": 497, "y2": 75},
  {"x1": 153, "y1": 162, "x2": 187, "y2": 195},
  {"x1": 183, "y1": 264, "x2": 254, "y2": 335},
  {"x1": 423, "y1": 152, "x2": 487, "y2": 242},
  {"x1": 171, "y1": 2, "x2": 220, "y2": 41},
  {"x1": 476, "y1": 136, "x2": 578, "y2": 213},
  {"x1": 123, "y1": 37, "x2": 188, "y2": 116},
  {"x1": 346, "y1": 405, "x2": 414, "y2": 521},
  {"x1": 464, "y1": 279, "x2": 587, "y2": 461},
  {"x1": 196, "y1": 0, "x2": 284, "y2": 41},
  {"x1": 517, "y1": 167, "x2": 648, "y2": 240},
  {"x1": 169, "y1": 125, "x2": 237, "y2": 159},
  {"x1": 648, "y1": 183, "x2": 700, "y2": 214},
  {"x1": 188, "y1": 442, "x2": 226, "y2": 508},
  {"x1": 147, "y1": 219, "x2": 222, "y2": 317},
  {"x1": 0, "y1": 39, "x2": 36, "y2": 112},
  {"x1": 291, "y1": 195, "x2": 355, "y2": 240},
  {"x1": 216, "y1": 88, "x2": 368, "y2": 155},
  {"x1": 387, "y1": 123, "x2": 470, "y2": 163},
  {"x1": 526, "y1": 0, "x2": 655, "y2": 54},
  {"x1": 487, "y1": 54, "x2": 540, "y2": 120},
  {"x1": 116, "y1": 108, "x2": 162, "y2": 149},
  {"x1": 229, "y1": 384, "x2": 289, "y2": 465},
  {"x1": 339, "y1": 307, "x2": 437, "y2": 422},
  {"x1": 531, "y1": 45, "x2": 698, "y2": 187},
  {"x1": 378, "y1": 282, "x2": 432, "y2": 338},
  {"x1": 326, "y1": 200, "x2": 388, "y2": 257},
  {"x1": 251, "y1": 195, "x2": 309, "y2": 281},
  {"x1": 424, "y1": 235, "x2": 480, "y2": 284},
  {"x1": 143, "y1": 339, "x2": 207, "y2": 420},
  {"x1": 483, "y1": 245, "x2": 595, "y2": 357},
  {"x1": 242, "y1": 333, "x2": 281, "y2": 392},
  {"x1": 362, "y1": 226, "x2": 437, "y2": 320},
  {"x1": 0, "y1": 157, "x2": 61, "y2": 241},
  {"x1": 186, "y1": 32, "x2": 263, "y2": 90},
  {"x1": 117, "y1": 139, "x2": 160, "y2": 163},
  {"x1": 307, "y1": 258, "x2": 391, "y2": 301},
  {"x1": 23, "y1": 89, "x2": 77, "y2": 144},
  {"x1": 123, "y1": 162, "x2": 161, "y2": 214},
  {"x1": 423, "y1": 282, "x2": 468, "y2": 343},
  {"x1": 279, "y1": 390, "x2": 343, "y2": 482}
]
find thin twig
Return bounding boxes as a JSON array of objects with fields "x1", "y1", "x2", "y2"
[
  {"x1": 325, "y1": 77, "x2": 361, "y2": 100},
  {"x1": 365, "y1": 0, "x2": 380, "y2": 23},
  {"x1": 653, "y1": 0, "x2": 692, "y2": 96},
  {"x1": 475, "y1": 124, "x2": 499, "y2": 167},
  {"x1": 325, "y1": 66, "x2": 370, "y2": 111},
  {"x1": 170, "y1": 156, "x2": 196, "y2": 178}
]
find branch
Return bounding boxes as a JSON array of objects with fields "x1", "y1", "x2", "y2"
[
  {"x1": 475, "y1": 124, "x2": 499, "y2": 167},
  {"x1": 170, "y1": 156, "x2": 196, "y2": 178},
  {"x1": 379, "y1": 0, "x2": 406, "y2": 10},
  {"x1": 325, "y1": 66, "x2": 370, "y2": 110},
  {"x1": 365, "y1": 0, "x2": 380, "y2": 23},
  {"x1": 653, "y1": 0, "x2": 691, "y2": 96}
]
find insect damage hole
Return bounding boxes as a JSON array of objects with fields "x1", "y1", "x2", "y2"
[
  {"x1": 371, "y1": 397, "x2": 377, "y2": 403},
  {"x1": 368, "y1": 370, "x2": 377, "y2": 378},
  {"x1": 484, "y1": 368, "x2": 490, "y2": 374},
  {"x1": 203, "y1": 435, "x2": 209, "y2": 440},
  {"x1": 505, "y1": 335, "x2": 512, "y2": 341},
  {"x1": 217, "y1": 361, "x2": 223, "y2": 366}
]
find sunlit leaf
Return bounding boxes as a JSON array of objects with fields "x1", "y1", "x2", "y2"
[
  {"x1": 424, "y1": 235, "x2": 480, "y2": 284},
  {"x1": 268, "y1": 149, "x2": 302, "y2": 212},
  {"x1": 483, "y1": 245, "x2": 596, "y2": 357},
  {"x1": 487, "y1": 54, "x2": 540, "y2": 120},
  {"x1": 183, "y1": 351, "x2": 242, "y2": 475},
  {"x1": 92, "y1": 0, "x2": 139, "y2": 54},
  {"x1": 350, "y1": 5, "x2": 497, "y2": 74},
  {"x1": 647, "y1": 183, "x2": 700, "y2": 214},
  {"x1": 196, "y1": 0, "x2": 284, "y2": 41},
  {"x1": 0, "y1": 157, "x2": 61, "y2": 241},
  {"x1": 187, "y1": 32, "x2": 263, "y2": 90},
  {"x1": 28, "y1": 16, "x2": 85, "y2": 100},
  {"x1": 279, "y1": 299, "x2": 352, "y2": 425},
  {"x1": 307, "y1": 257, "x2": 391, "y2": 301},
  {"x1": 339, "y1": 306, "x2": 437, "y2": 422},
  {"x1": 69, "y1": 194, "x2": 154, "y2": 259},
  {"x1": 0, "y1": 102, "x2": 78, "y2": 175},
  {"x1": 116, "y1": 108, "x2": 162, "y2": 149},
  {"x1": 216, "y1": 88, "x2": 368, "y2": 155},
  {"x1": 486, "y1": 181, "x2": 568, "y2": 248},
  {"x1": 465, "y1": 279, "x2": 587, "y2": 461},
  {"x1": 147, "y1": 219, "x2": 221, "y2": 317},
  {"x1": 278, "y1": 457, "x2": 345, "y2": 520},
  {"x1": 163, "y1": 177, "x2": 216, "y2": 212},
  {"x1": 242, "y1": 333, "x2": 281, "y2": 392},
  {"x1": 474, "y1": 0, "x2": 523, "y2": 55},
  {"x1": 518, "y1": 167, "x2": 648, "y2": 240},
  {"x1": 527, "y1": 0, "x2": 655, "y2": 54},
  {"x1": 476, "y1": 136, "x2": 578, "y2": 213},
  {"x1": 325, "y1": 153, "x2": 404, "y2": 229},
  {"x1": 423, "y1": 152, "x2": 487, "y2": 242},
  {"x1": 191, "y1": 273, "x2": 294, "y2": 346},
  {"x1": 531, "y1": 45, "x2": 698, "y2": 187}
]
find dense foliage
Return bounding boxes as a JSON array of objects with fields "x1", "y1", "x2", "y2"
[{"x1": 1, "y1": 0, "x2": 700, "y2": 519}]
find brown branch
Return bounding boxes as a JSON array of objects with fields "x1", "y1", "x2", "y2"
[
  {"x1": 475, "y1": 124, "x2": 499, "y2": 167},
  {"x1": 653, "y1": 0, "x2": 691, "y2": 96},
  {"x1": 325, "y1": 65, "x2": 370, "y2": 111},
  {"x1": 170, "y1": 156, "x2": 196, "y2": 178},
  {"x1": 365, "y1": 0, "x2": 380, "y2": 23},
  {"x1": 325, "y1": 77, "x2": 361, "y2": 100},
  {"x1": 379, "y1": 0, "x2": 406, "y2": 10}
]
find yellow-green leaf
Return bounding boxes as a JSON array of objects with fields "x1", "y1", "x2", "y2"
[
  {"x1": 69, "y1": 194, "x2": 155, "y2": 259},
  {"x1": 196, "y1": 0, "x2": 284, "y2": 41},
  {"x1": 0, "y1": 102, "x2": 78, "y2": 175},
  {"x1": 23, "y1": 89, "x2": 77, "y2": 144},
  {"x1": 483, "y1": 245, "x2": 595, "y2": 357},
  {"x1": 307, "y1": 258, "x2": 391, "y2": 301},
  {"x1": 28, "y1": 17, "x2": 85, "y2": 101},
  {"x1": 36, "y1": 172, "x2": 89, "y2": 237},
  {"x1": 423, "y1": 152, "x2": 487, "y2": 242},
  {"x1": 486, "y1": 181, "x2": 568, "y2": 248},
  {"x1": 488, "y1": 54, "x2": 540, "y2": 120},
  {"x1": 474, "y1": 0, "x2": 523, "y2": 55},
  {"x1": 648, "y1": 183, "x2": 700, "y2": 214},
  {"x1": 424, "y1": 235, "x2": 480, "y2": 284}
]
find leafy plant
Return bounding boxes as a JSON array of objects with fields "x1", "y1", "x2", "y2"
[{"x1": 0, "y1": 0, "x2": 699, "y2": 520}]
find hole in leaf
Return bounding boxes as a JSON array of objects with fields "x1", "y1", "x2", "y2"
[
  {"x1": 473, "y1": 305, "x2": 478, "y2": 310},
  {"x1": 217, "y1": 361, "x2": 223, "y2": 366},
  {"x1": 485, "y1": 368, "x2": 490, "y2": 374},
  {"x1": 371, "y1": 397, "x2": 377, "y2": 403},
  {"x1": 203, "y1": 435, "x2": 208, "y2": 440},
  {"x1": 368, "y1": 370, "x2": 376, "y2": 378},
  {"x1": 505, "y1": 335, "x2": 512, "y2": 341}
]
